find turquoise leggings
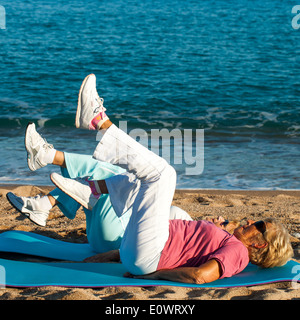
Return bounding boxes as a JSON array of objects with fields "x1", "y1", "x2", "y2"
[
  {"x1": 49, "y1": 152, "x2": 192, "y2": 254},
  {"x1": 49, "y1": 152, "x2": 130, "y2": 253}
]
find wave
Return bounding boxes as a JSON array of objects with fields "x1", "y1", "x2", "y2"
[
  {"x1": 0, "y1": 117, "x2": 75, "y2": 129},
  {"x1": 0, "y1": 115, "x2": 298, "y2": 139}
]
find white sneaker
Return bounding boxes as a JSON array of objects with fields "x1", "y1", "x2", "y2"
[
  {"x1": 75, "y1": 74, "x2": 109, "y2": 130},
  {"x1": 6, "y1": 192, "x2": 49, "y2": 227},
  {"x1": 25, "y1": 122, "x2": 54, "y2": 171},
  {"x1": 50, "y1": 172, "x2": 99, "y2": 210}
]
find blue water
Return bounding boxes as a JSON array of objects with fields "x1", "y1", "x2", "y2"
[{"x1": 0, "y1": 0, "x2": 299, "y2": 189}]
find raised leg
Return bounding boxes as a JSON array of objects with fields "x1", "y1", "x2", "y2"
[
  {"x1": 74, "y1": 74, "x2": 177, "y2": 275},
  {"x1": 93, "y1": 124, "x2": 177, "y2": 275}
]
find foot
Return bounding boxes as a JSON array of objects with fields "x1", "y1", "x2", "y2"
[
  {"x1": 25, "y1": 122, "x2": 55, "y2": 171},
  {"x1": 6, "y1": 192, "x2": 50, "y2": 227},
  {"x1": 76, "y1": 74, "x2": 109, "y2": 130},
  {"x1": 50, "y1": 173, "x2": 99, "y2": 210}
]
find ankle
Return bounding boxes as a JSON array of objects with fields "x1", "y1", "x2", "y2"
[
  {"x1": 99, "y1": 119, "x2": 113, "y2": 130},
  {"x1": 87, "y1": 180, "x2": 102, "y2": 199},
  {"x1": 39, "y1": 195, "x2": 53, "y2": 211},
  {"x1": 52, "y1": 151, "x2": 66, "y2": 167},
  {"x1": 97, "y1": 180, "x2": 108, "y2": 193},
  {"x1": 47, "y1": 194, "x2": 57, "y2": 207},
  {"x1": 42, "y1": 148, "x2": 57, "y2": 165},
  {"x1": 90, "y1": 111, "x2": 109, "y2": 130}
]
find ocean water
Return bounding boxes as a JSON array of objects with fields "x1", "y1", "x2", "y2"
[{"x1": 0, "y1": 0, "x2": 299, "y2": 189}]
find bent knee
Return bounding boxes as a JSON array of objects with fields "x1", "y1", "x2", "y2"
[
  {"x1": 120, "y1": 249, "x2": 160, "y2": 276},
  {"x1": 161, "y1": 163, "x2": 176, "y2": 180}
]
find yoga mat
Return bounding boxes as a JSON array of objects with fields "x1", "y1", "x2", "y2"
[
  {"x1": 0, "y1": 258, "x2": 298, "y2": 288},
  {"x1": 0, "y1": 230, "x2": 98, "y2": 261},
  {"x1": 0, "y1": 231, "x2": 299, "y2": 288}
]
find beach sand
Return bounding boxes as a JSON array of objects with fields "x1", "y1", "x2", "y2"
[{"x1": 0, "y1": 185, "x2": 299, "y2": 300}]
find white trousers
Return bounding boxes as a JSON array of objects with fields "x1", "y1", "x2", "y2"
[{"x1": 93, "y1": 124, "x2": 177, "y2": 275}]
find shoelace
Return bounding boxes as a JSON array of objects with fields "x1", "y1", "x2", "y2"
[
  {"x1": 23, "y1": 194, "x2": 42, "y2": 201},
  {"x1": 94, "y1": 96, "x2": 106, "y2": 114},
  {"x1": 42, "y1": 138, "x2": 53, "y2": 150},
  {"x1": 31, "y1": 132, "x2": 53, "y2": 150}
]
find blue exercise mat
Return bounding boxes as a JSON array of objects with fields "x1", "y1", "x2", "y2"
[
  {"x1": 0, "y1": 230, "x2": 97, "y2": 261},
  {"x1": 0, "y1": 231, "x2": 298, "y2": 288}
]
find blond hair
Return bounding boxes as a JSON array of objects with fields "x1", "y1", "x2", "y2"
[{"x1": 249, "y1": 218, "x2": 294, "y2": 268}]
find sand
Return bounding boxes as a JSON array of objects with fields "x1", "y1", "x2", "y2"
[{"x1": 0, "y1": 184, "x2": 299, "y2": 301}]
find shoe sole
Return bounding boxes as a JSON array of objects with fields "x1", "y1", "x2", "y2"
[
  {"x1": 6, "y1": 192, "x2": 46, "y2": 227},
  {"x1": 50, "y1": 174, "x2": 91, "y2": 210},
  {"x1": 25, "y1": 122, "x2": 36, "y2": 171},
  {"x1": 75, "y1": 73, "x2": 95, "y2": 129}
]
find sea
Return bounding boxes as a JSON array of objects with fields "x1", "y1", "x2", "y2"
[{"x1": 0, "y1": 0, "x2": 299, "y2": 190}]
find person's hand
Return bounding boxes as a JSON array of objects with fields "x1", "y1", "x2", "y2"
[
  {"x1": 83, "y1": 250, "x2": 120, "y2": 263},
  {"x1": 123, "y1": 272, "x2": 136, "y2": 278},
  {"x1": 206, "y1": 216, "x2": 227, "y2": 229},
  {"x1": 123, "y1": 271, "x2": 159, "y2": 280}
]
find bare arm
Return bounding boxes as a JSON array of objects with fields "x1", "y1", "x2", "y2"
[
  {"x1": 206, "y1": 216, "x2": 227, "y2": 229},
  {"x1": 124, "y1": 259, "x2": 222, "y2": 284},
  {"x1": 206, "y1": 216, "x2": 240, "y2": 234},
  {"x1": 83, "y1": 250, "x2": 120, "y2": 263}
]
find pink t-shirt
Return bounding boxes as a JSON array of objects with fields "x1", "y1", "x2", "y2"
[{"x1": 157, "y1": 220, "x2": 249, "y2": 279}]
